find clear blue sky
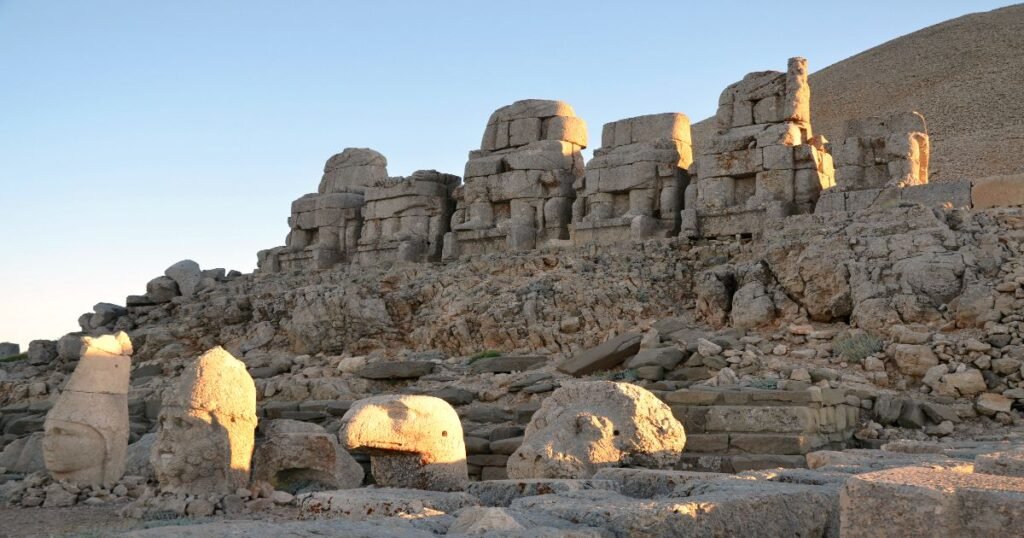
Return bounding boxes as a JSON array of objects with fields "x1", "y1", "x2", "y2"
[{"x1": 0, "y1": 1, "x2": 1015, "y2": 350}]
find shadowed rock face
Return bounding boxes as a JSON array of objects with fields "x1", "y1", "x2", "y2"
[
  {"x1": 43, "y1": 332, "x2": 132, "y2": 486},
  {"x1": 340, "y1": 394, "x2": 468, "y2": 491},
  {"x1": 508, "y1": 381, "x2": 686, "y2": 479},
  {"x1": 151, "y1": 347, "x2": 257, "y2": 495},
  {"x1": 251, "y1": 419, "x2": 364, "y2": 493}
]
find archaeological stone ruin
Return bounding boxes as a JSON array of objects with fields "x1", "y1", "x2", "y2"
[
  {"x1": 4, "y1": 48, "x2": 1024, "y2": 536},
  {"x1": 42, "y1": 333, "x2": 132, "y2": 487}
]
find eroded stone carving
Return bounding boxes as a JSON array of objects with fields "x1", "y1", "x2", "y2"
[
  {"x1": 444, "y1": 99, "x2": 587, "y2": 258},
  {"x1": 685, "y1": 57, "x2": 835, "y2": 238},
  {"x1": 151, "y1": 346, "x2": 257, "y2": 495},
  {"x1": 357, "y1": 170, "x2": 460, "y2": 263},
  {"x1": 43, "y1": 333, "x2": 132, "y2": 486},
  {"x1": 833, "y1": 112, "x2": 929, "y2": 191},
  {"x1": 508, "y1": 381, "x2": 686, "y2": 479},
  {"x1": 573, "y1": 113, "x2": 693, "y2": 243},
  {"x1": 340, "y1": 394, "x2": 468, "y2": 491}
]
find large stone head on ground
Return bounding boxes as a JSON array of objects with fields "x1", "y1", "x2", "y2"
[
  {"x1": 151, "y1": 347, "x2": 257, "y2": 495},
  {"x1": 339, "y1": 394, "x2": 468, "y2": 491},
  {"x1": 508, "y1": 381, "x2": 685, "y2": 479},
  {"x1": 43, "y1": 333, "x2": 132, "y2": 486}
]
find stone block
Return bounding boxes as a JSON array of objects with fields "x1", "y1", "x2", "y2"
[
  {"x1": 841, "y1": 466, "x2": 1024, "y2": 537},
  {"x1": 901, "y1": 180, "x2": 972, "y2": 208},
  {"x1": 704, "y1": 406, "x2": 819, "y2": 433},
  {"x1": 971, "y1": 174, "x2": 1024, "y2": 209},
  {"x1": 556, "y1": 333, "x2": 642, "y2": 376},
  {"x1": 728, "y1": 434, "x2": 827, "y2": 455},
  {"x1": 468, "y1": 478, "x2": 620, "y2": 507},
  {"x1": 469, "y1": 355, "x2": 546, "y2": 374}
]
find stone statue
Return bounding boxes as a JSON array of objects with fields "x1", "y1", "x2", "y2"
[
  {"x1": 151, "y1": 346, "x2": 257, "y2": 495},
  {"x1": 43, "y1": 332, "x2": 132, "y2": 486}
]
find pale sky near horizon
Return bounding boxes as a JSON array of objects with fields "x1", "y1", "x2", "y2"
[{"x1": 0, "y1": 1, "x2": 1016, "y2": 350}]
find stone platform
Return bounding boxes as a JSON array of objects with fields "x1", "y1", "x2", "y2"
[{"x1": 663, "y1": 386, "x2": 860, "y2": 472}]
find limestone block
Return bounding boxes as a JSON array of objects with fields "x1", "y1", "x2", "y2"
[
  {"x1": 508, "y1": 381, "x2": 685, "y2": 479},
  {"x1": 702, "y1": 148, "x2": 761, "y2": 178},
  {"x1": 509, "y1": 117, "x2": 542, "y2": 147},
  {"x1": 971, "y1": 173, "x2": 1024, "y2": 209},
  {"x1": 544, "y1": 115, "x2": 588, "y2": 147},
  {"x1": 840, "y1": 466, "x2": 1024, "y2": 537},
  {"x1": 164, "y1": 259, "x2": 202, "y2": 298},
  {"x1": 319, "y1": 148, "x2": 388, "y2": 194},
  {"x1": 704, "y1": 406, "x2": 818, "y2": 434},
  {"x1": 151, "y1": 347, "x2": 257, "y2": 495},
  {"x1": 557, "y1": 332, "x2": 642, "y2": 376},
  {"x1": 43, "y1": 333, "x2": 132, "y2": 486},
  {"x1": 300, "y1": 487, "x2": 477, "y2": 520},
  {"x1": 340, "y1": 395, "x2": 468, "y2": 491},
  {"x1": 252, "y1": 419, "x2": 363, "y2": 492},
  {"x1": 468, "y1": 479, "x2": 620, "y2": 507},
  {"x1": 755, "y1": 169, "x2": 795, "y2": 203},
  {"x1": 975, "y1": 449, "x2": 1024, "y2": 478},
  {"x1": 503, "y1": 141, "x2": 576, "y2": 171}
]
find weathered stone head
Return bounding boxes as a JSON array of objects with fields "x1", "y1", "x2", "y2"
[
  {"x1": 43, "y1": 332, "x2": 132, "y2": 486},
  {"x1": 340, "y1": 394, "x2": 468, "y2": 491},
  {"x1": 508, "y1": 381, "x2": 685, "y2": 479},
  {"x1": 151, "y1": 347, "x2": 257, "y2": 495}
]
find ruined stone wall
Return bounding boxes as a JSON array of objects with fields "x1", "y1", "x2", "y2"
[
  {"x1": 573, "y1": 113, "x2": 692, "y2": 244},
  {"x1": 686, "y1": 57, "x2": 835, "y2": 238},
  {"x1": 445, "y1": 99, "x2": 587, "y2": 258}
]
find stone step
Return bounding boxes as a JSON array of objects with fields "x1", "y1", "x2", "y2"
[
  {"x1": 677, "y1": 452, "x2": 808, "y2": 473},
  {"x1": 663, "y1": 386, "x2": 848, "y2": 407},
  {"x1": 686, "y1": 432, "x2": 843, "y2": 455},
  {"x1": 672, "y1": 403, "x2": 860, "y2": 435}
]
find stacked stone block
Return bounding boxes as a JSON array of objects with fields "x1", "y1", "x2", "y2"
[
  {"x1": 833, "y1": 112, "x2": 929, "y2": 191},
  {"x1": 444, "y1": 99, "x2": 587, "y2": 259},
  {"x1": 573, "y1": 113, "x2": 693, "y2": 243},
  {"x1": 664, "y1": 386, "x2": 859, "y2": 473},
  {"x1": 684, "y1": 58, "x2": 835, "y2": 238},
  {"x1": 357, "y1": 170, "x2": 460, "y2": 264},
  {"x1": 816, "y1": 112, "x2": 954, "y2": 213},
  {"x1": 258, "y1": 148, "x2": 386, "y2": 273}
]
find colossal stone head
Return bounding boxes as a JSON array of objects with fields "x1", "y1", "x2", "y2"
[
  {"x1": 151, "y1": 347, "x2": 257, "y2": 495},
  {"x1": 508, "y1": 381, "x2": 686, "y2": 479},
  {"x1": 340, "y1": 394, "x2": 467, "y2": 491},
  {"x1": 43, "y1": 332, "x2": 132, "y2": 486}
]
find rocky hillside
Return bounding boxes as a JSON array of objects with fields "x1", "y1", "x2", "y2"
[{"x1": 695, "y1": 3, "x2": 1024, "y2": 181}]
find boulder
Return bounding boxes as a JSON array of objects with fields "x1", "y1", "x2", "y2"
[
  {"x1": 340, "y1": 395, "x2": 468, "y2": 491},
  {"x1": 252, "y1": 419, "x2": 363, "y2": 493},
  {"x1": 145, "y1": 276, "x2": 180, "y2": 303},
  {"x1": 164, "y1": 260, "x2": 202, "y2": 298},
  {"x1": 890, "y1": 344, "x2": 938, "y2": 377},
  {"x1": 26, "y1": 340, "x2": 57, "y2": 365},
  {"x1": 508, "y1": 381, "x2": 685, "y2": 479}
]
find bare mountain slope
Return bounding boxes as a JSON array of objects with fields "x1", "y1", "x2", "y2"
[{"x1": 694, "y1": 4, "x2": 1024, "y2": 181}]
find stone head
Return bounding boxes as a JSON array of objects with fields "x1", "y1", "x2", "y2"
[{"x1": 508, "y1": 381, "x2": 685, "y2": 479}]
